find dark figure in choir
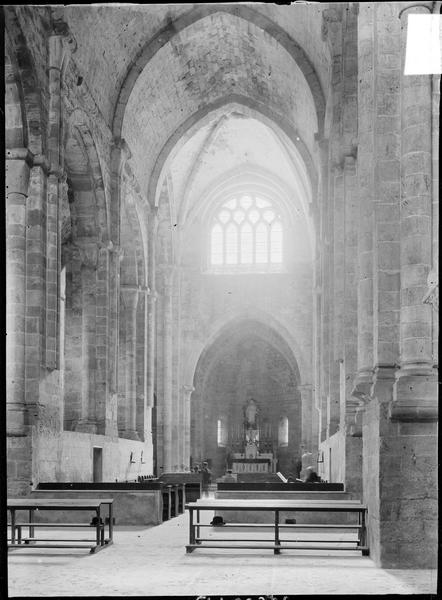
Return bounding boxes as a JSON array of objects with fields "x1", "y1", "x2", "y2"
[
  {"x1": 200, "y1": 461, "x2": 212, "y2": 495},
  {"x1": 303, "y1": 466, "x2": 321, "y2": 483}
]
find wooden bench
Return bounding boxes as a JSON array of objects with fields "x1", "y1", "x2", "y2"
[
  {"x1": 185, "y1": 499, "x2": 368, "y2": 555},
  {"x1": 7, "y1": 498, "x2": 114, "y2": 554}
]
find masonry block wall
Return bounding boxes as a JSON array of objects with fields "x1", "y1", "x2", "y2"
[
  {"x1": 5, "y1": 5, "x2": 154, "y2": 492},
  {"x1": 317, "y1": 2, "x2": 438, "y2": 568},
  {"x1": 190, "y1": 327, "x2": 303, "y2": 478},
  {"x1": 5, "y1": 3, "x2": 438, "y2": 570}
]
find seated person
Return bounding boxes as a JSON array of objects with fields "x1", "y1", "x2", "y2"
[
  {"x1": 223, "y1": 469, "x2": 237, "y2": 483},
  {"x1": 286, "y1": 473, "x2": 296, "y2": 483},
  {"x1": 303, "y1": 466, "x2": 321, "y2": 483},
  {"x1": 200, "y1": 462, "x2": 212, "y2": 495}
]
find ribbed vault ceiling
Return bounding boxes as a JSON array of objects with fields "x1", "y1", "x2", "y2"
[{"x1": 120, "y1": 11, "x2": 320, "y2": 199}]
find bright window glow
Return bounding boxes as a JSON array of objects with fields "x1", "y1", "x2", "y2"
[
  {"x1": 255, "y1": 223, "x2": 268, "y2": 263},
  {"x1": 278, "y1": 416, "x2": 288, "y2": 446},
  {"x1": 217, "y1": 418, "x2": 227, "y2": 447},
  {"x1": 210, "y1": 194, "x2": 283, "y2": 271},
  {"x1": 270, "y1": 221, "x2": 283, "y2": 263},
  {"x1": 240, "y1": 223, "x2": 253, "y2": 264},
  {"x1": 225, "y1": 223, "x2": 238, "y2": 264},
  {"x1": 211, "y1": 224, "x2": 223, "y2": 265}
]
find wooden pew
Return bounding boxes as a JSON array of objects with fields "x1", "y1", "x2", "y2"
[
  {"x1": 185, "y1": 498, "x2": 368, "y2": 555},
  {"x1": 7, "y1": 498, "x2": 114, "y2": 554}
]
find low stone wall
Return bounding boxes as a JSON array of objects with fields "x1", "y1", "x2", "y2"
[
  {"x1": 214, "y1": 490, "x2": 360, "y2": 524},
  {"x1": 24, "y1": 489, "x2": 163, "y2": 526}
]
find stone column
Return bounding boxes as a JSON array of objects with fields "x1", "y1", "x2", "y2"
[
  {"x1": 316, "y1": 138, "x2": 330, "y2": 443},
  {"x1": 182, "y1": 385, "x2": 194, "y2": 471},
  {"x1": 161, "y1": 266, "x2": 174, "y2": 472},
  {"x1": 299, "y1": 384, "x2": 313, "y2": 455},
  {"x1": 108, "y1": 139, "x2": 132, "y2": 427},
  {"x1": 342, "y1": 155, "x2": 360, "y2": 443},
  {"x1": 352, "y1": 2, "x2": 375, "y2": 403},
  {"x1": 6, "y1": 149, "x2": 32, "y2": 435},
  {"x1": 146, "y1": 209, "x2": 158, "y2": 410},
  {"x1": 392, "y1": 3, "x2": 437, "y2": 421},
  {"x1": 94, "y1": 243, "x2": 111, "y2": 434},
  {"x1": 357, "y1": 3, "x2": 438, "y2": 569},
  {"x1": 330, "y1": 165, "x2": 344, "y2": 435},
  {"x1": 26, "y1": 158, "x2": 49, "y2": 418},
  {"x1": 75, "y1": 241, "x2": 98, "y2": 433},
  {"x1": 120, "y1": 285, "x2": 140, "y2": 440},
  {"x1": 136, "y1": 286, "x2": 148, "y2": 440},
  {"x1": 46, "y1": 25, "x2": 74, "y2": 369}
]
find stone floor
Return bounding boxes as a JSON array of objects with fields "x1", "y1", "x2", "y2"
[{"x1": 8, "y1": 510, "x2": 437, "y2": 597}]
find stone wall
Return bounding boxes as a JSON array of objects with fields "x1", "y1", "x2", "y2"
[{"x1": 5, "y1": 2, "x2": 438, "y2": 572}]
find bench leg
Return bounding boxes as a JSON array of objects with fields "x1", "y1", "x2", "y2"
[
  {"x1": 108, "y1": 503, "x2": 113, "y2": 543},
  {"x1": 29, "y1": 509, "x2": 35, "y2": 540},
  {"x1": 96, "y1": 509, "x2": 101, "y2": 546},
  {"x1": 196, "y1": 509, "x2": 201, "y2": 543},
  {"x1": 189, "y1": 509, "x2": 195, "y2": 545},
  {"x1": 10, "y1": 509, "x2": 16, "y2": 545},
  {"x1": 360, "y1": 510, "x2": 368, "y2": 554},
  {"x1": 274, "y1": 509, "x2": 281, "y2": 554}
]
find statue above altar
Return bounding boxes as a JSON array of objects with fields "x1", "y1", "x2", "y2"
[
  {"x1": 230, "y1": 397, "x2": 274, "y2": 473},
  {"x1": 244, "y1": 397, "x2": 259, "y2": 430}
]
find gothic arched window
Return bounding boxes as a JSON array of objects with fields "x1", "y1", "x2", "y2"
[
  {"x1": 278, "y1": 416, "x2": 289, "y2": 447},
  {"x1": 210, "y1": 195, "x2": 283, "y2": 271},
  {"x1": 217, "y1": 418, "x2": 228, "y2": 447}
]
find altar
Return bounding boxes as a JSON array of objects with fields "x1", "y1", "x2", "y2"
[
  {"x1": 231, "y1": 454, "x2": 273, "y2": 473},
  {"x1": 229, "y1": 398, "x2": 274, "y2": 474}
]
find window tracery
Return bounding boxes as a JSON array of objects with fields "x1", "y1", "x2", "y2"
[{"x1": 210, "y1": 194, "x2": 283, "y2": 271}]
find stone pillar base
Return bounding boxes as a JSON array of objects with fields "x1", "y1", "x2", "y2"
[
  {"x1": 7, "y1": 406, "x2": 26, "y2": 436},
  {"x1": 120, "y1": 429, "x2": 141, "y2": 441},
  {"x1": 391, "y1": 371, "x2": 438, "y2": 422},
  {"x1": 74, "y1": 420, "x2": 98, "y2": 434}
]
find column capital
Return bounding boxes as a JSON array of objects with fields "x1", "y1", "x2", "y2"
[
  {"x1": 112, "y1": 136, "x2": 132, "y2": 161},
  {"x1": 6, "y1": 147, "x2": 35, "y2": 165},
  {"x1": 315, "y1": 134, "x2": 329, "y2": 153},
  {"x1": 106, "y1": 241, "x2": 124, "y2": 260},
  {"x1": 49, "y1": 17, "x2": 77, "y2": 68},
  {"x1": 344, "y1": 154, "x2": 357, "y2": 174},
  {"x1": 351, "y1": 369, "x2": 374, "y2": 405},
  {"x1": 122, "y1": 161, "x2": 143, "y2": 198},
  {"x1": 74, "y1": 238, "x2": 100, "y2": 268},
  {"x1": 6, "y1": 151, "x2": 33, "y2": 198},
  {"x1": 182, "y1": 385, "x2": 195, "y2": 396},
  {"x1": 332, "y1": 162, "x2": 344, "y2": 176},
  {"x1": 370, "y1": 365, "x2": 397, "y2": 405},
  {"x1": 120, "y1": 285, "x2": 139, "y2": 310},
  {"x1": 398, "y1": 3, "x2": 433, "y2": 21},
  {"x1": 298, "y1": 383, "x2": 313, "y2": 394},
  {"x1": 346, "y1": 407, "x2": 364, "y2": 437},
  {"x1": 422, "y1": 269, "x2": 438, "y2": 311}
]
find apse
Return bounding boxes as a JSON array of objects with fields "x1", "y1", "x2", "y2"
[{"x1": 191, "y1": 320, "x2": 301, "y2": 478}]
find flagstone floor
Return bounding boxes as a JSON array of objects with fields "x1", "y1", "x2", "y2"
[{"x1": 7, "y1": 510, "x2": 437, "y2": 597}]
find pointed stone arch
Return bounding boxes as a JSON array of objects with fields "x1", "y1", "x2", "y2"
[
  {"x1": 4, "y1": 9, "x2": 46, "y2": 156},
  {"x1": 149, "y1": 95, "x2": 318, "y2": 210},
  {"x1": 190, "y1": 316, "x2": 305, "y2": 476},
  {"x1": 184, "y1": 308, "x2": 310, "y2": 391},
  {"x1": 112, "y1": 5, "x2": 326, "y2": 140}
]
